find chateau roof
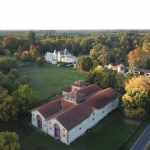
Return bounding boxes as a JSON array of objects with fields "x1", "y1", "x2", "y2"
[
  {"x1": 64, "y1": 91, "x2": 85, "y2": 100},
  {"x1": 61, "y1": 86, "x2": 72, "y2": 92},
  {"x1": 72, "y1": 81, "x2": 88, "y2": 87}
]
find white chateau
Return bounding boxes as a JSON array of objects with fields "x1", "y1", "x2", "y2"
[
  {"x1": 29, "y1": 81, "x2": 120, "y2": 145},
  {"x1": 45, "y1": 49, "x2": 78, "y2": 64}
]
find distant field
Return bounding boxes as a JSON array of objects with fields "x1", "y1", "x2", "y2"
[{"x1": 19, "y1": 65, "x2": 86, "y2": 100}]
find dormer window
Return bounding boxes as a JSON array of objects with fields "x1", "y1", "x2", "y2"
[{"x1": 66, "y1": 97, "x2": 69, "y2": 100}]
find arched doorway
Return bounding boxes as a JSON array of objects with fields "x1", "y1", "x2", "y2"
[
  {"x1": 37, "y1": 115, "x2": 42, "y2": 129},
  {"x1": 54, "y1": 124, "x2": 60, "y2": 138}
]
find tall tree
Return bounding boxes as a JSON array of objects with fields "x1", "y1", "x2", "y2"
[
  {"x1": 28, "y1": 30, "x2": 36, "y2": 46},
  {"x1": 0, "y1": 89, "x2": 19, "y2": 121},
  {"x1": 125, "y1": 76, "x2": 150, "y2": 98},
  {"x1": 122, "y1": 88, "x2": 150, "y2": 119},
  {"x1": 128, "y1": 49, "x2": 150, "y2": 68},
  {"x1": 12, "y1": 85, "x2": 41, "y2": 113},
  {"x1": 77, "y1": 56, "x2": 92, "y2": 71},
  {"x1": 17, "y1": 45, "x2": 23, "y2": 60}
]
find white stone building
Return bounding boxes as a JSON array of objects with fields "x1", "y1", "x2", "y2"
[
  {"x1": 105, "y1": 63, "x2": 126, "y2": 74},
  {"x1": 45, "y1": 49, "x2": 78, "y2": 64},
  {"x1": 29, "y1": 81, "x2": 121, "y2": 145}
]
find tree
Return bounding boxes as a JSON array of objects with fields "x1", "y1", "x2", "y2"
[
  {"x1": 128, "y1": 49, "x2": 150, "y2": 68},
  {"x1": 12, "y1": 85, "x2": 41, "y2": 113},
  {"x1": 122, "y1": 88, "x2": 150, "y2": 119},
  {"x1": 4, "y1": 49, "x2": 10, "y2": 55},
  {"x1": 28, "y1": 30, "x2": 36, "y2": 46},
  {"x1": 125, "y1": 76, "x2": 150, "y2": 98},
  {"x1": 77, "y1": 56, "x2": 93, "y2": 71},
  {"x1": 90, "y1": 43, "x2": 115, "y2": 65},
  {"x1": 17, "y1": 45, "x2": 23, "y2": 60},
  {"x1": 85, "y1": 65, "x2": 111, "y2": 89},
  {"x1": 71, "y1": 43, "x2": 79, "y2": 56},
  {"x1": 0, "y1": 58, "x2": 18, "y2": 72},
  {"x1": 36, "y1": 57, "x2": 44, "y2": 67},
  {"x1": 0, "y1": 89, "x2": 19, "y2": 121},
  {"x1": 0, "y1": 131, "x2": 20, "y2": 150},
  {"x1": 30, "y1": 50, "x2": 40, "y2": 63},
  {"x1": 3, "y1": 36, "x2": 19, "y2": 52},
  {"x1": 146, "y1": 59, "x2": 150, "y2": 70},
  {"x1": 19, "y1": 75, "x2": 30, "y2": 85},
  {"x1": 21, "y1": 51, "x2": 30, "y2": 62},
  {"x1": 142, "y1": 42, "x2": 150, "y2": 52},
  {"x1": 9, "y1": 68, "x2": 20, "y2": 79}
]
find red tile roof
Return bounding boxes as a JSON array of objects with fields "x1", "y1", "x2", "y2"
[
  {"x1": 72, "y1": 81, "x2": 88, "y2": 87},
  {"x1": 30, "y1": 84, "x2": 120, "y2": 131},
  {"x1": 62, "y1": 99, "x2": 77, "y2": 109},
  {"x1": 64, "y1": 91, "x2": 85, "y2": 100},
  {"x1": 61, "y1": 86, "x2": 72, "y2": 92},
  {"x1": 77, "y1": 84, "x2": 102, "y2": 97},
  {"x1": 30, "y1": 99, "x2": 62, "y2": 118},
  {"x1": 84, "y1": 88, "x2": 121, "y2": 109},
  {"x1": 56, "y1": 104, "x2": 95, "y2": 131},
  {"x1": 51, "y1": 95, "x2": 62, "y2": 102}
]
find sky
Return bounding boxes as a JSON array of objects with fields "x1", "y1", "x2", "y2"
[{"x1": 0, "y1": 0, "x2": 150, "y2": 30}]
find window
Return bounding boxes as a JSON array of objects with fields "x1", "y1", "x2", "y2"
[
  {"x1": 79, "y1": 128, "x2": 81, "y2": 130},
  {"x1": 112, "y1": 105, "x2": 113, "y2": 107},
  {"x1": 33, "y1": 119, "x2": 35, "y2": 121},
  {"x1": 49, "y1": 122, "x2": 51, "y2": 124},
  {"x1": 45, "y1": 125, "x2": 46, "y2": 127},
  {"x1": 63, "y1": 129, "x2": 65, "y2": 131},
  {"x1": 93, "y1": 112, "x2": 95, "y2": 116},
  {"x1": 50, "y1": 127, "x2": 51, "y2": 129},
  {"x1": 93, "y1": 118, "x2": 95, "y2": 121},
  {"x1": 66, "y1": 97, "x2": 69, "y2": 100},
  {"x1": 33, "y1": 114, "x2": 34, "y2": 116},
  {"x1": 63, "y1": 134, "x2": 65, "y2": 137},
  {"x1": 103, "y1": 111, "x2": 104, "y2": 113}
]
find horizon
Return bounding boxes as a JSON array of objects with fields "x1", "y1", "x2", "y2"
[{"x1": 0, "y1": 0, "x2": 150, "y2": 30}]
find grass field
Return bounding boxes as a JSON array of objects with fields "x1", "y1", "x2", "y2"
[
  {"x1": 19, "y1": 64, "x2": 86, "y2": 100},
  {"x1": 0, "y1": 109, "x2": 141, "y2": 150}
]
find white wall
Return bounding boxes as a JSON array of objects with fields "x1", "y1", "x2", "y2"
[
  {"x1": 47, "y1": 118, "x2": 68, "y2": 144},
  {"x1": 68, "y1": 98, "x2": 119, "y2": 145},
  {"x1": 31, "y1": 110, "x2": 48, "y2": 133},
  {"x1": 31, "y1": 98, "x2": 119, "y2": 145}
]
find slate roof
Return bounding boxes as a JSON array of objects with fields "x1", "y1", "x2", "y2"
[
  {"x1": 64, "y1": 91, "x2": 85, "y2": 100},
  {"x1": 72, "y1": 81, "x2": 88, "y2": 87},
  {"x1": 61, "y1": 86, "x2": 72, "y2": 92}
]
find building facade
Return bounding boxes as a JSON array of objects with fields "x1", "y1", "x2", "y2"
[
  {"x1": 29, "y1": 81, "x2": 120, "y2": 145},
  {"x1": 45, "y1": 49, "x2": 78, "y2": 64}
]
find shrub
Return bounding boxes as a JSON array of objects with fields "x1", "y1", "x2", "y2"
[
  {"x1": 19, "y1": 75, "x2": 30, "y2": 85},
  {"x1": 36, "y1": 57, "x2": 44, "y2": 67},
  {"x1": 9, "y1": 68, "x2": 20, "y2": 78},
  {"x1": 4, "y1": 49, "x2": 10, "y2": 55}
]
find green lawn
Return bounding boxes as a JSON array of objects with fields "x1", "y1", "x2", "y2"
[{"x1": 19, "y1": 65, "x2": 86, "y2": 100}]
